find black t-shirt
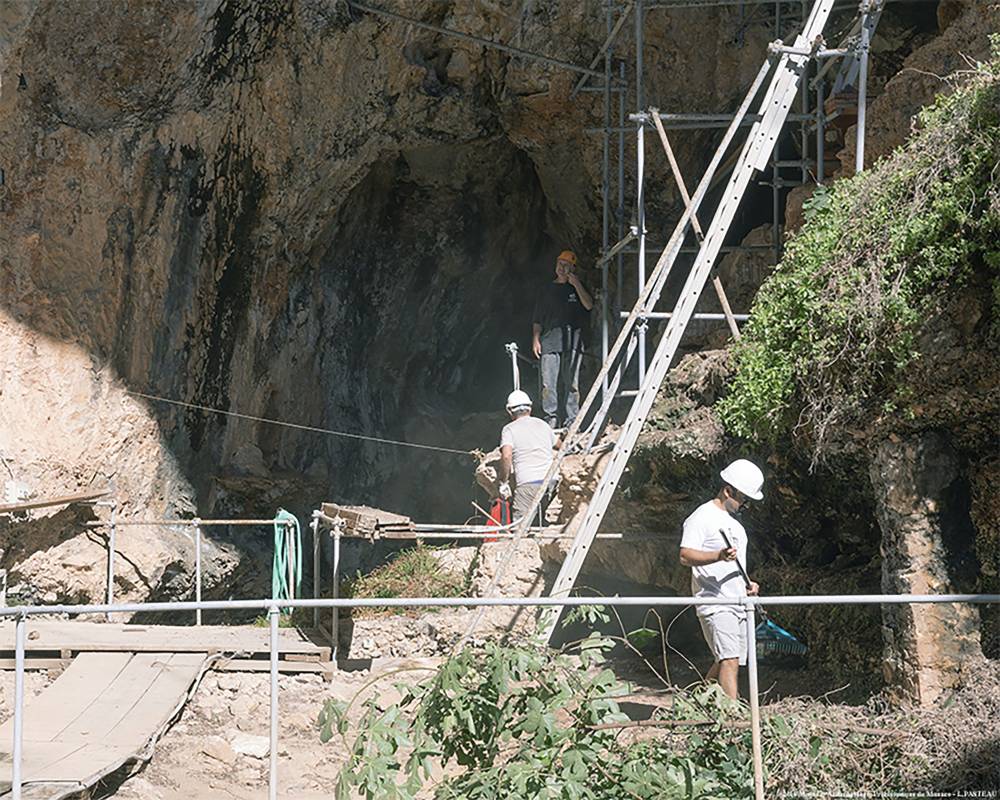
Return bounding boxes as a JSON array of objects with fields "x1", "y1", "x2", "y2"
[{"x1": 532, "y1": 282, "x2": 590, "y2": 354}]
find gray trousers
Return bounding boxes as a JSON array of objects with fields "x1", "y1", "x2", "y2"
[
  {"x1": 540, "y1": 349, "x2": 584, "y2": 428},
  {"x1": 513, "y1": 482, "x2": 544, "y2": 522}
]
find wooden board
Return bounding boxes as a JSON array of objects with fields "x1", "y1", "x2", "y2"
[
  {"x1": 213, "y1": 658, "x2": 334, "y2": 680},
  {"x1": 0, "y1": 621, "x2": 330, "y2": 662},
  {"x1": 0, "y1": 489, "x2": 110, "y2": 515},
  {"x1": 3, "y1": 653, "x2": 132, "y2": 743},
  {"x1": 0, "y1": 660, "x2": 69, "y2": 672},
  {"x1": 0, "y1": 651, "x2": 206, "y2": 798},
  {"x1": 321, "y1": 503, "x2": 413, "y2": 537}
]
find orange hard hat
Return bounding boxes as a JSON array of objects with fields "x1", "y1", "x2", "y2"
[{"x1": 557, "y1": 250, "x2": 577, "y2": 265}]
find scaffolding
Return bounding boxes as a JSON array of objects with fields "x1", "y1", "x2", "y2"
[
  {"x1": 578, "y1": 0, "x2": 884, "y2": 407},
  {"x1": 351, "y1": 0, "x2": 879, "y2": 407}
]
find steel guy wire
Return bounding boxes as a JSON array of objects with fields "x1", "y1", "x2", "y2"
[{"x1": 127, "y1": 391, "x2": 473, "y2": 457}]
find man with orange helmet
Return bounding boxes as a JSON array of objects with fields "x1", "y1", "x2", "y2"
[{"x1": 531, "y1": 250, "x2": 593, "y2": 428}]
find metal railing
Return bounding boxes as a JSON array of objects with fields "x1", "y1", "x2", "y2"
[
  {"x1": 86, "y1": 511, "x2": 296, "y2": 624},
  {"x1": 3, "y1": 592, "x2": 998, "y2": 800},
  {"x1": 309, "y1": 509, "x2": 690, "y2": 660}
]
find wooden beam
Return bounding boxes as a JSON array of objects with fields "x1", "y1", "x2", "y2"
[
  {"x1": 650, "y1": 109, "x2": 742, "y2": 340},
  {"x1": 0, "y1": 488, "x2": 110, "y2": 515}
]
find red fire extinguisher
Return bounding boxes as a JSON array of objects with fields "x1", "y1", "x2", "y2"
[{"x1": 484, "y1": 496, "x2": 511, "y2": 543}]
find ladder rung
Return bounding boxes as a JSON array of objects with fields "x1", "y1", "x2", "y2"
[{"x1": 619, "y1": 312, "x2": 750, "y2": 321}]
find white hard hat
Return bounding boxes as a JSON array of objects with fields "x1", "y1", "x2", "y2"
[
  {"x1": 720, "y1": 459, "x2": 764, "y2": 501},
  {"x1": 506, "y1": 390, "x2": 532, "y2": 411}
]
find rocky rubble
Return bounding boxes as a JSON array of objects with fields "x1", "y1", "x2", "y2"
[{"x1": 342, "y1": 539, "x2": 551, "y2": 660}]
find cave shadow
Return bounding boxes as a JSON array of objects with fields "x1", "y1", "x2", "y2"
[
  {"x1": 0, "y1": 504, "x2": 97, "y2": 566},
  {"x1": 2, "y1": 126, "x2": 573, "y2": 615},
  {"x1": 83, "y1": 529, "x2": 156, "y2": 596},
  {"x1": 0, "y1": 504, "x2": 139, "y2": 606}
]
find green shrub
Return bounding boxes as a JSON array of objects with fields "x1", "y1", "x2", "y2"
[
  {"x1": 318, "y1": 627, "x2": 929, "y2": 799},
  {"x1": 320, "y1": 633, "x2": 762, "y2": 799},
  {"x1": 719, "y1": 46, "x2": 1000, "y2": 454},
  {"x1": 343, "y1": 545, "x2": 468, "y2": 617}
]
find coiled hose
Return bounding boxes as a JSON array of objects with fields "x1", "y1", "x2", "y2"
[{"x1": 272, "y1": 509, "x2": 302, "y2": 611}]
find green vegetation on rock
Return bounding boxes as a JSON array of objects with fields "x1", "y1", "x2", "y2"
[
  {"x1": 343, "y1": 545, "x2": 468, "y2": 617},
  {"x1": 719, "y1": 44, "x2": 1000, "y2": 452}
]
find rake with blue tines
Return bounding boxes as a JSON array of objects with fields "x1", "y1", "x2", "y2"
[{"x1": 718, "y1": 528, "x2": 808, "y2": 661}]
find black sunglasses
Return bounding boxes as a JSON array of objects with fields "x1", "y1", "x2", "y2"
[{"x1": 729, "y1": 487, "x2": 750, "y2": 505}]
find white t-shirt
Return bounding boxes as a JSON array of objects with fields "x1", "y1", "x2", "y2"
[
  {"x1": 500, "y1": 416, "x2": 555, "y2": 483},
  {"x1": 679, "y1": 500, "x2": 748, "y2": 617}
]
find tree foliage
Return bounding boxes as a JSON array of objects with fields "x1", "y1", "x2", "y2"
[{"x1": 319, "y1": 630, "x2": 762, "y2": 800}]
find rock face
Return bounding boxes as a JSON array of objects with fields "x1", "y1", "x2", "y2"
[
  {"x1": 969, "y1": 458, "x2": 1000, "y2": 660},
  {"x1": 0, "y1": 0, "x2": 854, "y2": 534},
  {"x1": 837, "y1": 0, "x2": 1000, "y2": 174},
  {"x1": 0, "y1": 312, "x2": 241, "y2": 606},
  {"x1": 870, "y1": 433, "x2": 983, "y2": 704},
  {"x1": 0, "y1": 0, "x2": 995, "y2": 699},
  {"x1": 0, "y1": 0, "x2": 861, "y2": 604}
]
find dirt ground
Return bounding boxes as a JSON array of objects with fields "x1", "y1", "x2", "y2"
[{"x1": 2, "y1": 650, "x2": 998, "y2": 799}]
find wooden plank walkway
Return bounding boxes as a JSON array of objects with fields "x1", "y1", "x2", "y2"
[
  {"x1": 0, "y1": 621, "x2": 331, "y2": 661},
  {"x1": 0, "y1": 651, "x2": 207, "y2": 799}
]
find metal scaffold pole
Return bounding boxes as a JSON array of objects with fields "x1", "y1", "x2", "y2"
[
  {"x1": 602, "y1": 3, "x2": 613, "y2": 399},
  {"x1": 856, "y1": 0, "x2": 874, "y2": 173},
  {"x1": 617, "y1": 60, "x2": 626, "y2": 329},
  {"x1": 634, "y1": 0, "x2": 647, "y2": 386}
]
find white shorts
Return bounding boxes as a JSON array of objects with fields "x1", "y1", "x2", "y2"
[{"x1": 699, "y1": 609, "x2": 748, "y2": 665}]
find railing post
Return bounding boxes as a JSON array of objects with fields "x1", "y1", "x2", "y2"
[
  {"x1": 268, "y1": 605, "x2": 279, "y2": 800},
  {"x1": 331, "y1": 525, "x2": 342, "y2": 663},
  {"x1": 12, "y1": 612, "x2": 26, "y2": 800},
  {"x1": 311, "y1": 513, "x2": 321, "y2": 630},
  {"x1": 285, "y1": 520, "x2": 296, "y2": 603},
  {"x1": 194, "y1": 519, "x2": 202, "y2": 626},
  {"x1": 816, "y1": 81, "x2": 825, "y2": 183},
  {"x1": 745, "y1": 599, "x2": 765, "y2": 800},
  {"x1": 106, "y1": 501, "x2": 118, "y2": 622}
]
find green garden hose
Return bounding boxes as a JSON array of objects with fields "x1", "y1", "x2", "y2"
[{"x1": 272, "y1": 509, "x2": 302, "y2": 608}]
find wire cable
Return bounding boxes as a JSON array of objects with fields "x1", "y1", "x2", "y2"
[{"x1": 127, "y1": 390, "x2": 474, "y2": 457}]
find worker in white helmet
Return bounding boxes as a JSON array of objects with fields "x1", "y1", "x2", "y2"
[
  {"x1": 679, "y1": 459, "x2": 764, "y2": 699},
  {"x1": 498, "y1": 390, "x2": 556, "y2": 521}
]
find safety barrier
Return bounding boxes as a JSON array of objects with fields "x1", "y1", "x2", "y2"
[
  {"x1": 3, "y1": 592, "x2": 998, "y2": 800},
  {"x1": 84, "y1": 514, "x2": 296, "y2": 625},
  {"x1": 308, "y1": 508, "x2": 685, "y2": 660}
]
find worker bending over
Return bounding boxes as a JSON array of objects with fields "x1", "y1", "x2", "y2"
[
  {"x1": 498, "y1": 390, "x2": 556, "y2": 521},
  {"x1": 679, "y1": 459, "x2": 764, "y2": 699}
]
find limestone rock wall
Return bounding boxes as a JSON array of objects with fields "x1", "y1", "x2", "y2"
[
  {"x1": 870, "y1": 433, "x2": 983, "y2": 704},
  {"x1": 0, "y1": 0, "x2": 995, "y2": 698},
  {"x1": 0, "y1": 0, "x2": 829, "y2": 603}
]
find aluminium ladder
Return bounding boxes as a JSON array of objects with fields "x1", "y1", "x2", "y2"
[{"x1": 539, "y1": 0, "x2": 838, "y2": 643}]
